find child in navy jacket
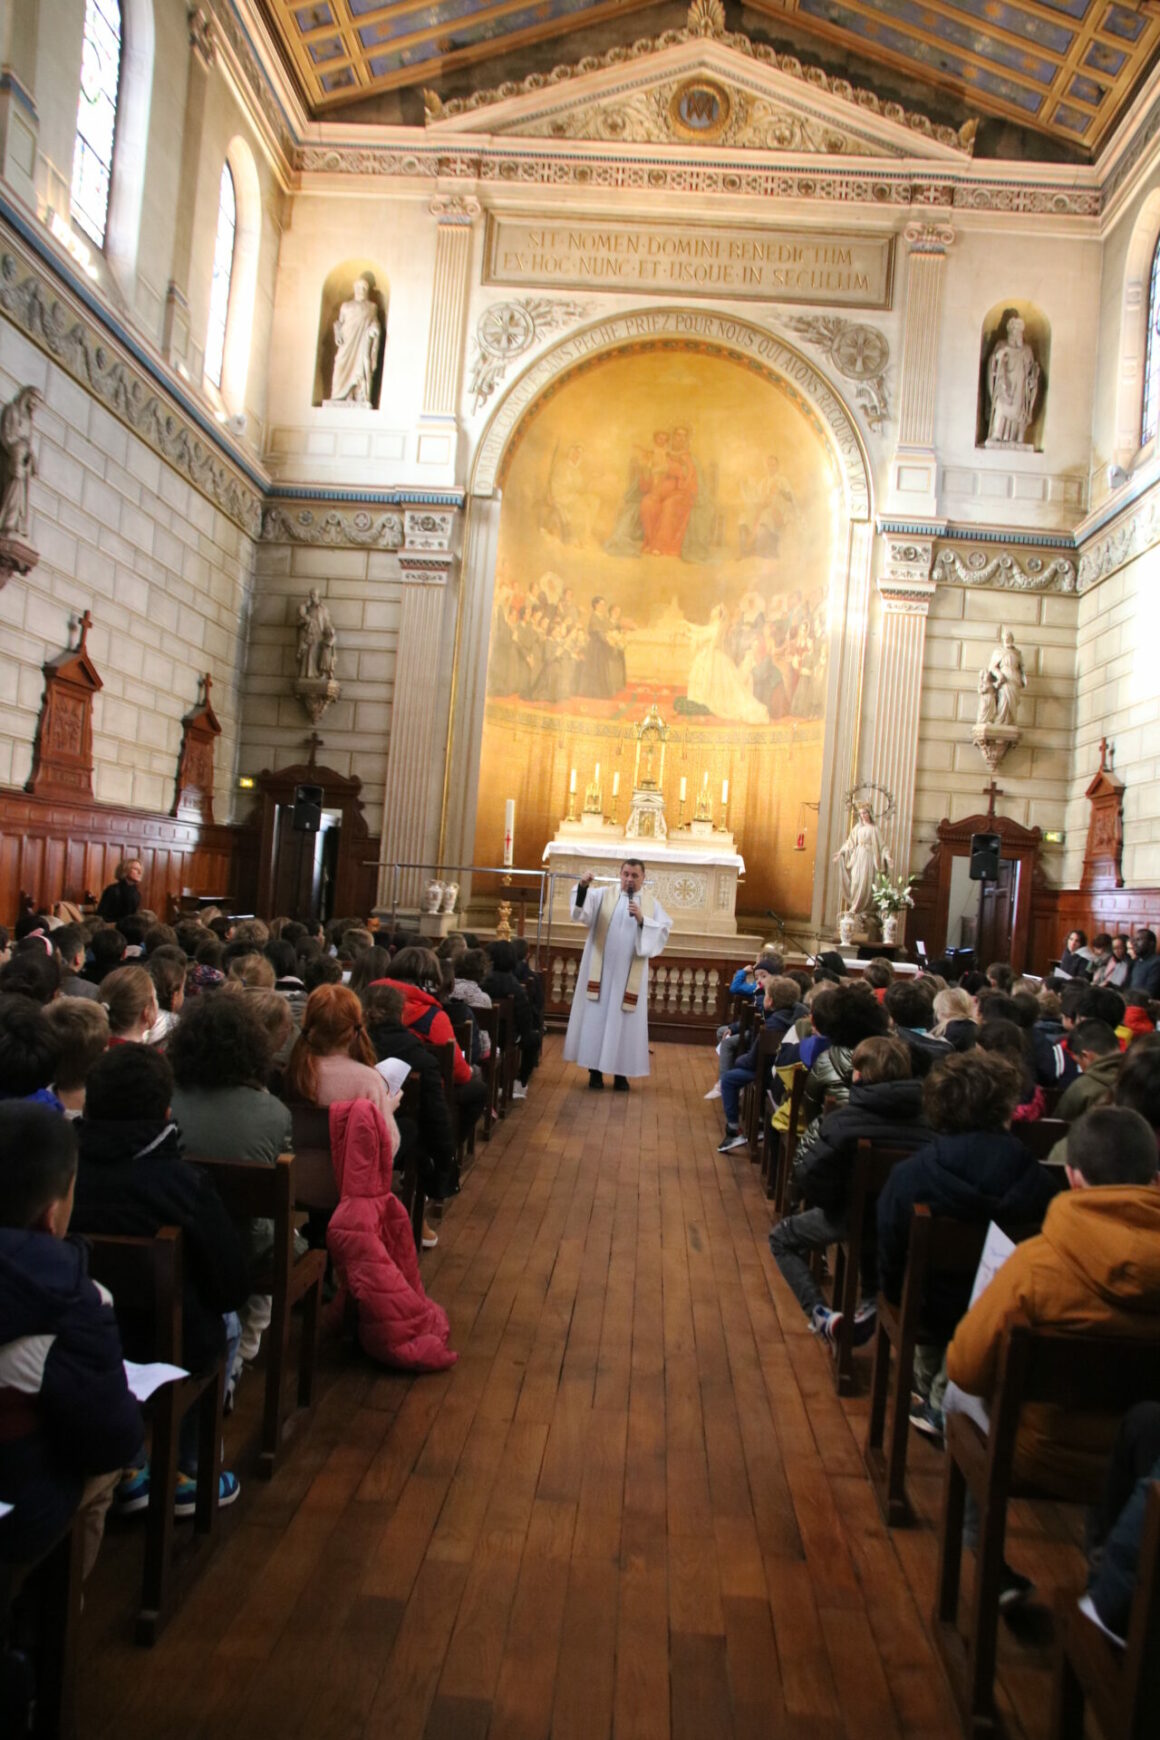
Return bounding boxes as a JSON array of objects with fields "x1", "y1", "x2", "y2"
[{"x1": 0, "y1": 1101, "x2": 142, "y2": 1576}]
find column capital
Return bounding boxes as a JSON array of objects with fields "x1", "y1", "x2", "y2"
[
  {"x1": 878, "y1": 534, "x2": 936, "y2": 613},
  {"x1": 428, "y1": 194, "x2": 482, "y2": 225},
  {"x1": 188, "y1": 6, "x2": 217, "y2": 69},
  {"x1": 903, "y1": 221, "x2": 955, "y2": 255}
]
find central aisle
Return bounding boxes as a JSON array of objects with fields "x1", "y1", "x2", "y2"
[{"x1": 81, "y1": 1038, "x2": 1079, "y2": 1740}]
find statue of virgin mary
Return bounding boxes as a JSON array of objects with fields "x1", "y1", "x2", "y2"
[{"x1": 833, "y1": 804, "x2": 890, "y2": 915}]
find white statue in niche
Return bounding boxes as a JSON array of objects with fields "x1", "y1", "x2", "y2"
[
  {"x1": 296, "y1": 588, "x2": 334, "y2": 679},
  {"x1": 987, "y1": 628, "x2": 1027, "y2": 728},
  {"x1": 327, "y1": 274, "x2": 383, "y2": 406},
  {"x1": 985, "y1": 316, "x2": 1041, "y2": 447}
]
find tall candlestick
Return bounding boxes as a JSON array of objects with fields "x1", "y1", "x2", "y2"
[
  {"x1": 721, "y1": 778, "x2": 729, "y2": 805},
  {"x1": 679, "y1": 775, "x2": 687, "y2": 803},
  {"x1": 503, "y1": 798, "x2": 515, "y2": 868}
]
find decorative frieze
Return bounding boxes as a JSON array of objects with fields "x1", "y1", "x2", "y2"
[
  {"x1": 0, "y1": 235, "x2": 263, "y2": 537},
  {"x1": 933, "y1": 546, "x2": 1077, "y2": 593},
  {"x1": 261, "y1": 505, "x2": 404, "y2": 548},
  {"x1": 1077, "y1": 488, "x2": 1160, "y2": 592},
  {"x1": 403, "y1": 509, "x2": 455, "y2": 553}
]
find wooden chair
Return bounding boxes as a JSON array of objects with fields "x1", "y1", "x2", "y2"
[
  {"x1": 1050, "y1": 1481, "x2": 1160, "y2": 1740},
  {"x1": 738, "y1": 1025, "x2": 784, "y2": 1156},
  {"x1": 934, "y1": 1322, "x2": 1160, "y2": 1737},
  {"x1": 476, "y1": 1005, "x2": 500, "y2": 1141},
  {"x1": 194, "y1": 1154, "x2": 326, "y2": 1478},
  {"x1": 863, "y1": 1207, "x2": 1038, "y2": 1526},
  {"x1": 0, "y1": 1513, "x2": 85, "y2": 1739},
  {"x1": 764, "y1": 1064, "x2": 807, "y2": 1209},
  {"x1": 1014, "y1": 1117, "x2": 1069, "y2": 1162},
  {"x1": 495, "y1": 995, "x2": 518, "y2": 1118},
  {"x1": 85, "y1": 1228, "x2": 224, "y2": 1645},
  {"x1": 287, "y1": 1102, "x2": 338, "y2": 1235},
  {"x1": 828, "y1": 1138, "x2": 916, "y2": 1396}
]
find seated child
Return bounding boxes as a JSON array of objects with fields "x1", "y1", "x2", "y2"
[
  {"x1": 0, "y1": 995, "x2": 62, "y2": 1110},
  {"x1": 769, "y1": 1035, "x2": 930, "y2": 1347},
  {"x1": 41, "y1": 997, "x2": 109, "y2": 1118},
  {"x1": 0, "y1": 1102, "x2": 142, "y2": 1576},
  {"x1": 70, "y1": 1045, "x2": 248, "y2": 1515}
]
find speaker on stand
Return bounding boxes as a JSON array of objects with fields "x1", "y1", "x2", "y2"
[{"x1": 968, "y1": 831, "x2": 1001, "y2": 963}]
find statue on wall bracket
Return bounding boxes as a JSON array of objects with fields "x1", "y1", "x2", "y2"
[
  {"x1": 972, "y1": 627, "x2": 1027, "y2": 772},
  {"x1": 0, "y1": 385, "x2": 41, "y2": 584},
  {"x1": 293, "y1": 588, "x2": 341, "y2": 724}
]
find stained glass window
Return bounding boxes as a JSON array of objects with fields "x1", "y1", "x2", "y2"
[
  {"x1": 204, "y1": 162, "x2": 237, "y2": 390},
  {"x1": 70, "y1": 0, "x2": 122, "y2": 247},
  {"x1": 1142, "y1": 232, "x2": 1160, "y2": 446}
]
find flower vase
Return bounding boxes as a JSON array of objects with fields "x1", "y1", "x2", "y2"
[
  {"x1": 838, "y1": 911, "x2": 855, "y2": 948},
  {"x1": 881, "y1": 913, "x2": 899, "y2": 945}
]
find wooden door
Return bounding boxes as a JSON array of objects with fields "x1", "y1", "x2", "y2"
[{"x1": 978, "y1": 859, "x2": 1017, "y2": 965}]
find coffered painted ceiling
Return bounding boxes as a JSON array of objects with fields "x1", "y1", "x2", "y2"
[{"x1": 261, "y1": 0, "x2": 1160, "y2": 152}]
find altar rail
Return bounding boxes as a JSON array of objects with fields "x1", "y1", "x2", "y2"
[{"x1": 543, "y1": 945, "x2": 732, "y2": 1043}]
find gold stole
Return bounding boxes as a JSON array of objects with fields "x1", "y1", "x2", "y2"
[{"x1": 586, "y1": 886, "x2": 655, "y2": 1011}]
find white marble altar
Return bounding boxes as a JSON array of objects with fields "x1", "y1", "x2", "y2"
[{"x1": 543, "y1": 823, "x2": 745, "y2": 936}]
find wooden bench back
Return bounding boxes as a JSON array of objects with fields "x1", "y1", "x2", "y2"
[
  {"x1": 85, "y1": 1227, "x2": 183, "y2": 1365},
  {"x1": 287, "y1": 1100, "x2": 338, "y2": 1213}
]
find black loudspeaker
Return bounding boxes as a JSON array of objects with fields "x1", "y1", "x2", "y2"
[
  {"x1": 968, "y1": 832, "x2": 1001, "y2": 882},
  {"x1": 292, "y1": 784, "x2": 323, "y2": 832}
]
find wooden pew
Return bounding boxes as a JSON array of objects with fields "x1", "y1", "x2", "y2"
[
  {"x1": 934, "y1": 1322, "x2": 1160, "y2": 1736},
  {"x1": 85, "y1": 1228, "x2": 224, "y2": 1644},
  {"x1": 495, "y1": 995, "x2": 518, "y2": 1118},
  {"x1": 476, "y1": 1004, "x2": 500, "y2": 1140},
  {"x1": 862, "y1": 1206, "x2": 1037, "y2": 1526},
  {"x1": 827, "y1": 1137, "x2": 916, "y2": 1396},
  {"x1": 0, "y1": 1513, "x2": 85, "y2": 1739},
  {"x1": 1014, "y1": 1117, "x2": 1069, "y2": 1162},
  {"x1": 1050, "y1": 1480, "x2": 1160, "y2": 1740},
  {"x1": 193, "y1": 1153, "x2": 326, "y2": 1478},
  {"x1": 764, "y1": 1064, "x2": 806, "y2": 1209}
]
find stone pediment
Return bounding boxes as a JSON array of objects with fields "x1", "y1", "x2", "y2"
[{"x1": 424, "y1": 34, "x2": 974, "y2": 163}]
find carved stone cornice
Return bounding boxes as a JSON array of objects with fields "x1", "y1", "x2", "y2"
[
  {"x1": 1077, "y1": 486, "x2": 1160, "y2": 592},
  {"x1": 428, "y1": 194, "x2": 481, "y2": 225},
  {"x1": 0, "y1": 231, "x2": 263, "y2": 538},
  {"x1": 261, "y1": 505, "x2": 404, "y2": 547},
  {"x1": 903, "y1": 221, "x2": 956, "y2": 254},
  {"x1": 934, "y1": 545, "x2": 1077, "y2": 593}
]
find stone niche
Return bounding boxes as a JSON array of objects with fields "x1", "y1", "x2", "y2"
[
  {"x1": 975, "y1": 298, "x2": 1051, "y2": 452},
  {"x1": 312, "y1": 259, "x2": 389, "y2": 410}
]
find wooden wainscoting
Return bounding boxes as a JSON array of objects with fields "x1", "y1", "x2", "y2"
[
  {"x1": 1036, "y1": 886, "x2": 1160, "y2": 956},
  {"x1": 0, "y1": 786, "x2": 242, "y2": 925}
]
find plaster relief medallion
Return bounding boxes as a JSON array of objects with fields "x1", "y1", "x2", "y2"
[
  {"x1": 478, "y1": 302, "x2": 536, "y2": 361},
  {"x1": 469, "y1": 296, "x2": 589, "y2": 409},
  {"x1": 784, "y1": 315, "x2": 891, "y2": 432},
  {"x1": 669, "y1": 77, "x2": 732, "y2": 143}
]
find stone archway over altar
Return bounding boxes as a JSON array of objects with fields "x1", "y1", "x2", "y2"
[{"x1": 442, "y1": 307, "x2": 875, "y2": 939}]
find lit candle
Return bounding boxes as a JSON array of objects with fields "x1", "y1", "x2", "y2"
[
  {"x1": 702, "y1": 770, "x2": 709, "y2": 789},
  {"x1": 721, "y1": 778, "x2": 729, "y2": 805},
  {"x1": 503, "y1": 798, "x2": 515, "y2": 868},
  {"x1": 612, "y1": 771, "x2": 620, "y2": 797},
  {"x1": 679, "y1": 775, "x2": 687, "y2": 802},
  {"x1": 569, "y1": 767, "x2": 577, "y2": 794},
  {"x1": 594, "y1": 761, "x2": 600, "y2": 784}
]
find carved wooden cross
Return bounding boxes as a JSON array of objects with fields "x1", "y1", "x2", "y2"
[
  {"x1": 73, "y1": 608, "x2": 93, "y2": 651},
  {"x1": 201, "y1": 671, "x2": 213, "y2": 707},
  {"x1": 984, "y1": 778, "x2": 1004, "y2": 818},
  {"x1": 306, "y1": 731, "x2": 324, "y2": 767}
]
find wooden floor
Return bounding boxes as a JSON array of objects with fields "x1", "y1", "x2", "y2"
[{"x1": 78, "y1": 1039, "x2": 1087, "y2": 1740}]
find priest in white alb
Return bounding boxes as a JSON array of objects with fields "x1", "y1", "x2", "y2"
[{"x1": 563, "y1": 859, "x2": 672, "y2": 1091}]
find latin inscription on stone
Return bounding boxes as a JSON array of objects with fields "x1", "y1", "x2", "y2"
[{"x1": 484, "y1": 216, "x2": 894, "y2": 309}]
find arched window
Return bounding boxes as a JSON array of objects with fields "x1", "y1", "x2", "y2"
[
  {"x1": 204, "y1": 162, "x2": 237, "y2": 390},
  {"x1": 71, "y1": 0, "x2": 123, "y2": 247},
  {"x1": 1142, "y1": 233, "x2": 1160, "y2": 447}
]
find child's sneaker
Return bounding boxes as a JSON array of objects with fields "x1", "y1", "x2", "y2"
[
  {"x1": 851, "y1": 1301, "x2": 878, "y2": 1347},
  {"x1": 114, "y1": 1465, "x2": 150, "y2": 1515},
  {"x1": 174, "y1": 1469, "x2": 241, "y2": 1519},
  {"x1": 717, "y1": 1127, "x2": 747, "y2": 1153},
  {"x1": 810, "y1": 1304, "x2": 838, "y2": 1342}
]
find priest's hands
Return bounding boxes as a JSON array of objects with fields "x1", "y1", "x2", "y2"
[
  {"x1": 627, "y1": 898, "x2": 644, "y2": 926},
  {"x1": 578, "y1": 872, "x2": 594, "y2": 890}
]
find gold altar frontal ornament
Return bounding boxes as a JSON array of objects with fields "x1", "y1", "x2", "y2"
[{"x1": 632, "y1": 703, "x2": 668, "y2": 791}]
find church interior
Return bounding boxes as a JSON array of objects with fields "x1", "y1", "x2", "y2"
[{"x1": 4, "y1": 1, "x2": 1160, "y2": 1736}]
